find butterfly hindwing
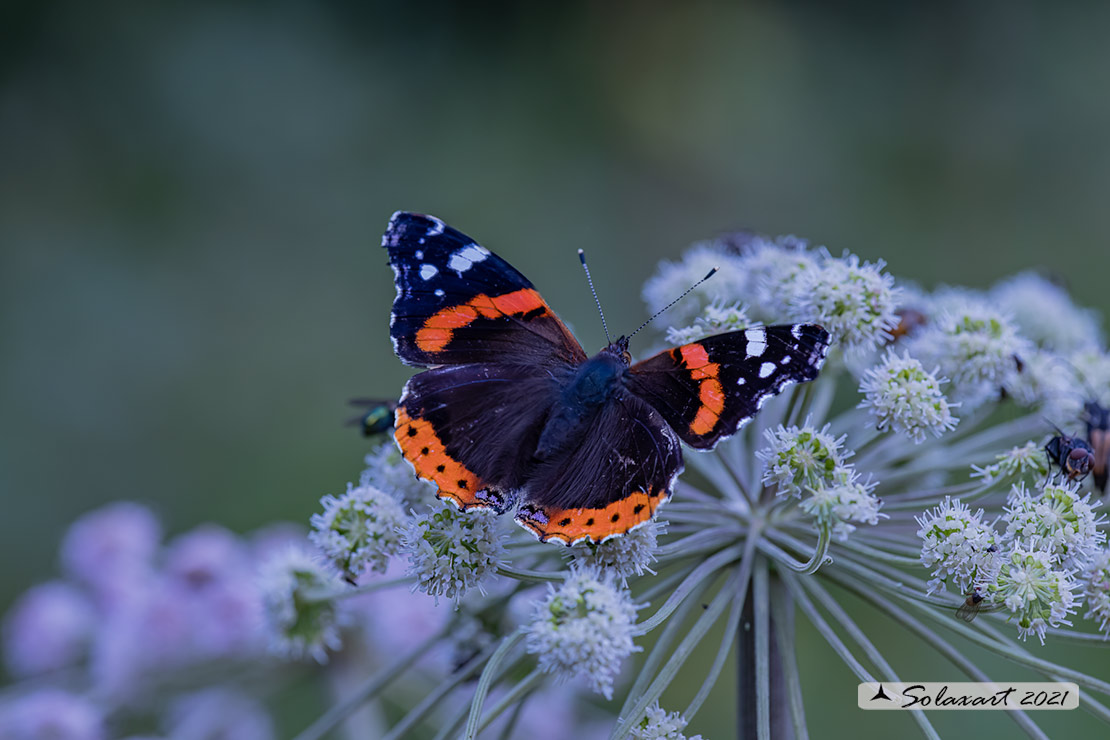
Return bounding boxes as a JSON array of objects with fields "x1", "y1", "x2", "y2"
[
  {"x1": 628, "y1": 325, "x2": 831, "y2": 449},
  {"x1": 515, "y1": 391, "x2": 683, "y2": 544},
  {"x1": 383, "y1": 212, "x2": 586, "y2": 367},
  {"x1": 396, "y1": 363, "x2": 566, "y2": 512}
]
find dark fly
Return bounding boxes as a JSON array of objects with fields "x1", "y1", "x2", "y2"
[{"x1": 1045, "y1": 431, "x2": 1096, "y2": 483}]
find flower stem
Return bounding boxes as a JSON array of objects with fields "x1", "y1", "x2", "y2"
[
  {"x1": 769, "y1": 577, "x2": 807, "y2": 740},
  {"x1": 292, "y1": 627, "x2": 446, "y2": 740},
  {"x1": 464, "y1": 629, "x2": 526, "y2": 740},
  {"x1": 380, "y1": 636, "x2": 503, "y2": 740},
  {"x1": 496, "y1": 564, "x2": 564, "y2": 583}
]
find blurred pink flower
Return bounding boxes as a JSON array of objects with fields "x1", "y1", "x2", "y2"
[
  {"x1": 3, "y1": 581, "x2": 94, "y2": 677},
  {"x1": 165, "y1": 688, "x2": 274, "y2": 740},
  {"x1": 60, "y1": 502, "x2": 160, "y2": 604},
  {"x1": 0, "y1": 689, "x2": 105, "y2": 740}
]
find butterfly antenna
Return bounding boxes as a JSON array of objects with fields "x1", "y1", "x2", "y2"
[
  {"x1": 578, "y1": 249, "x2": 612, "y2": 345},
  {"x1": 627, "y1": 266, "x2": 719, "y2": 340}
]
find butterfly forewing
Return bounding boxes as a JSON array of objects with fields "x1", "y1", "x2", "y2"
[
  {"x1": 628, "y1": 325, "x2": 831, "y2": 449},
  {"x1": 383, "y1": 212, "x2": 586, "y2": 367}
]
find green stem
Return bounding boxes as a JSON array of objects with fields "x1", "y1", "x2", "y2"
[
  {"x1": 636, "y1": 544, "x2": 744, "y2": 634},
  {"x1": 305, "y1": 575, "x2": 414, "y2": 604},
  {"x1": 496, "y1": 565, "x2": 565, "y2": 583},
  {"x1": 826, "y1": 566, "x2": 1049, "y2": 740},
  {"x1": 753, "y1": 558, "x2": 771, "y2": 740},
  {"x1": 781, "y1": 572, "x2": 941, "y2": 740},
  {"x1": 611, "y1": 568, "x2": 750, "y2": 740},
  {"x1": 293, "y1": 627, "x2": 446, "y2": 740},
  {"x1": 476, "y1": 670, "x2": 544, "y2": 734},
  {"x1": 769, "y1": 576, "x2": 808, "y2": 740},
  {"x1": 758, "y1": 525, "x2": 831, "y2": 574},
  {"x1": 463, "y1": 630, "x2": 526, "y2": 740},
  {"x1": 380, "y1": 637, "x2": 503, "y2": 740}
]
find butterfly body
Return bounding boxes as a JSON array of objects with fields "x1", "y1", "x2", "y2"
[{"x1": 382, "y1": 211, "x2": 831, "y2": 544}]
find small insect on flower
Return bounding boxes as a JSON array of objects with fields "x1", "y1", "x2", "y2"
[
  {"x1": 956, "y1": 586, "x2": 1002, "y2": 623},
  {"x1": 347, "y1": 398, "x2": 397, "y2": 438},
  {"x1": 1084, "y1": 400, "x2": 1110, "y2": 493},
  {"x1": 886, "y1": 306, "x2": 927, "y2": 343},
  {"x1": 1044, "y1": 431, "x2": 1096, "y2": 483}
]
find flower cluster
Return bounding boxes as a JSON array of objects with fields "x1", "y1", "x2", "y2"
[
  {"x1": 757, "y1": 422, "x2": 850, "y2": 496},
  {"x1": 920, "y1": 476, "x2": 1107, "y2": 642},
  {"x1": 857, "y1": 349, "x2": 958, "y2": 443},
  {"x1": 525, "y1": 567, "x2": 640, "y2": 700},
  {"x1": 631, "y1": 705, "x2": 704, "y2": 740},
  {"x1": 571, "y1": 520, "x2": 662, "y2": 580},
  {"x1": 916, "y1": 496, "x2": 1000, "y2": 594},
  {"x1": 309, "y1": 481, "x2": 405, "y2": 581},
  {"x1": 0, "y1": 502, "x2": 286, "y2": 737},
  {"x1": 6, "y1": 224, "x2": 1110, "y2": 739},
  {"x1": 258, "y1": 545, "x2": 346, "y2": 662},
  {"x1": 648, "y1": 235, "x2": 900, "y2": 354},
  {"x1": 971, "y1": 441, "x2": 1051, "y2": 484},
  {"x1": 401, "y1": 501, "x2": 506, "y2": 604}
]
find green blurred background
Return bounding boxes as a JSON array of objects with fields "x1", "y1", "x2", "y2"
[{"x1": 3, "y1": 1, "x2": 1109, "y2": 737}]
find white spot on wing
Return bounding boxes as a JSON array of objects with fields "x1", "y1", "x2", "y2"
[
  {"x1": 420, "y1": 264, "x2": 438, "y2": 280},
  {"x1": 434, "y1": 289, "x2": 445, "y2": 297},
  {"x1": 737, "y1": 377, "x2": 746, "y2": 385},
  {"x1": 745, "y1": 328, "x2": 766, "y2": 358},
  {"x1": 426, "y1": 216, "x2": 445, "y2": 236},
  {"x1": 759, "y1": 362, "x2": 775, "y2": 378},
  {"x1": 447, "y1": 244, "x2": 490, "y2": 273},
  {"x1": 415, "y1": 250, "x2": 423, "y2": 259},
  {"x1": 792, "y1": 325, "x2": 804, "y2": 340}
]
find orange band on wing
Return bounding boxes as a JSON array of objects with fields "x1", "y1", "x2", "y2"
[
  {"x1": 415, "y1": 288, "x2": 549, "y2": 353},
  {"x1": 515, "y1": 489, "x2": 669, "y2": 544},
  {"x1": 394, "y1": 405, "x2": 486, "y2": 508},
  {"x1": 676, "y1": 345, "x2": 724, "y2": 436}
]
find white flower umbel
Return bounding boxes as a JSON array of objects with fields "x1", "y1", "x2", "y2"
[
  {"x1": 310, "y1": 483, "x2": 406, "y2": 581},
  {"x1": 800, "y1": 474, "x2": 883, "y2": 542},
  {"x1": 642, "y1": 243, "x2": 749, "y2": 326},
  {"x1": 1002, "y1": 348, "x2": 1082, "y2": 419},
  {"x1": 401, "y1": 501, "x2": 505, "y2": 605},
  {"x1": 309, "y1": 482, "x2": 406, "y2": 582},
  {"x1": 906, "y1": 298, "x2": 1031, "y2": 409},
  {"x1": 857, "y1": 349, "x2": 958, "y2": 443},
  {"x1": 525, "y1": 566, "x2": 640, "y2": 700},
  {"x1": 1069, "y1": 349, "x2": 1110, "y2": 406},
  {"x1": 971, "y1": 441, "x2": 1051, "y2": 484},
  {"x1": 757, "y1": 422, "x2": 851, "y2": 496},
  {"x1": 571, "y1": 520, "x2": 662, "y2": 580},
  {"x1": 258, "y1": 547, "x2": 345, "y2": 663},
  {"x1": 1003, "y1": 481, "x2": 1106, "y2": 572},
  {"x1": 665, "y1": 301, "x2": 751, "y2": 346},
  {"x1": 743, "y1": 238, "x2": 822, "y2": 320},
  {"x1": 631, "y1": 704, "x2": 704, "y2": 740},
  {"x1": 361, "y1": 440, "x2": 436, "y2": 510},
  {"x1": 1082, "y1": 550, "x2": 1110, "y2": 636},
  {"x1": 993, "y1": 547, "x2": 1079, "y2": 644},
  {"x1": 788, "y1": 254, "x2": 900, "y2": 354},
  {"x1": 916, "y1": 497, "x2": 1000, "y2": 594},
  {"x1": 992, "y1": 271, "x2": 1103, "y2": 353}
]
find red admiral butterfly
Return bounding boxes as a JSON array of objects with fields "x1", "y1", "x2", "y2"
[{"x1": 382, "y1": 212, "x2": 831, "y2": 544}]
